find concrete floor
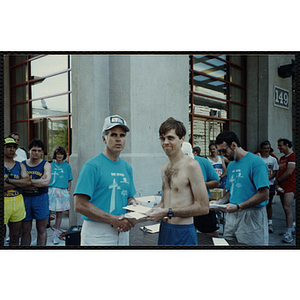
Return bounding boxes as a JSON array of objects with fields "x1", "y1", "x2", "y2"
[{"x1": 4, "y1": 195, "x2": 297, "y2": 247}]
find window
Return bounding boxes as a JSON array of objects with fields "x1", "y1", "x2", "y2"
[
  {"x1": 189, "y1": 55, "x2": 247, "y2": 156},
  {"x1": 9, "y1": 54, "x2": 72, "y2": 161}
]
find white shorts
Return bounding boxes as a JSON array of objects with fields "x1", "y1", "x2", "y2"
[
  {"x1": 49, "y1": 187, "x2": 70, "y2": 212},
  {"x1": 81, "y1": 220, "x2": 129, "y2": 246},
  {"x1": 224, "y1": 206, "x2": 269, "y2": 245}
]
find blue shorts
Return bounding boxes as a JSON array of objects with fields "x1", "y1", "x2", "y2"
[
  {"x1": 269, "y1": 185, "x2": 275, "y2": 199},
  {"x1": 23, "y1": 193, "x2": 50, "y2": 221},
  {"x1": 158, "y1": 220, "x2": 197, "y2": 246}
]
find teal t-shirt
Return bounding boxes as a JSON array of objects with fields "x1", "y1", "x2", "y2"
[
  {"x1": 194, "y1": 156, "x2": 219, "y2": 197},
  {"x1": 74, "y1": 153, "x2": 136, "y2": 220},
  {"x1": 49, "y1": 161, "x2": 73, "y2": 189},
  {"x1": 226, "y1": 152, "x2": 269, "y2": 207}
]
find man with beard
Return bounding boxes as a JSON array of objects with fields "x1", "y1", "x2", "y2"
[{"x1": 211, "y1": 131, "x2": 269, "y2": 245}]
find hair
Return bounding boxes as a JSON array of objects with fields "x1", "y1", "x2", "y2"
[
  {"x1": 28, "y1": 139, "x2": 44, "y2": 150},
  {"x1": 278, "y1": 138, "x2": 292, "y2": 148},
  {"x1": 209, "y1": 142, "x2": 217, "y2": 150},
  {"x1": 9, "y1": 132, "x2": 20, "y2": 137},
  {"x1": 193, "y1": 146, "x2": 201, "y2": 155},
  {"x1": 260, "y1": 140, "x2": 274, "y2": 153},
  {"x1": 52, "y1": 145, "x2": 67, "y2": 160},
  {"x1": 215, "y1": 131, "x2": 241, "y2": 147},
  {"x1": 159, "y1": 117, "x2": 186, "y2": 139}
]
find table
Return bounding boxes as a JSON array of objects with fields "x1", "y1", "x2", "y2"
[{"x1": 129, "y1": 221, "x2": 247, "y2": 247}]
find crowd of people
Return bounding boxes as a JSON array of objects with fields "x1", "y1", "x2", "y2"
[
  {"x1": 3, "y1": 116, "x2": 296, "y2": 247},
  {"x1": 4, "y1": 133, "x2": 72, "y2": 246}
]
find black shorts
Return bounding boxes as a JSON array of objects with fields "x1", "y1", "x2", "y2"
[{"x1": 194, "y1": 210, "x2": 219, "y2": 233}]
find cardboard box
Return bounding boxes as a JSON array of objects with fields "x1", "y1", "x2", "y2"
[{"x1": 209, "y1": 188, "x2": 224, "y2": 200}]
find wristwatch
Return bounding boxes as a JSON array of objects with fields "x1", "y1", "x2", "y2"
[
  {"x1": 167, "y1": 208, "x2": 174, "y2": 219},
  {"x1": 236, "y1": 204, "x2": 242, "y2": 211}
]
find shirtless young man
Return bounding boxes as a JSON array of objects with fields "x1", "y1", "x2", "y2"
[{"x1": 146, "y1": 117, "x2": 209, "y2": 246}]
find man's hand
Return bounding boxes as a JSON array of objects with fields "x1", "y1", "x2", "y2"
[
  {"x1": 146, "y1": 207, "x2": 168, "y2": 222},
  {"x1": 113, "y1": 215, "x2": 135, "y2": 232},
  {"x1": 220, "y1": 203, "x2": 238, "y2": 213}
]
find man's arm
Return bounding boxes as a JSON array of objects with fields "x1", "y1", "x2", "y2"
[
  {"x1": 274, "y1": 163, "x2": 295, "y2": 185},
  {"x1": 4, "y1": 163, "x2": 31, "y2": 190},
  {"x1": 206, "y1": 180, "x2": 220, "y2": 190},
  {"x1": 31, "y1": 162, "x2": 51, "y2": 187},
  {"x1": 224, "y1": 187, "x2": 269, "y2": 213},
  {"x1": 220, "y1": 157, "x2": 227, "y2": 179},
  {"x1": 74, "y1": 194, "x2": 134, "y2": 232}
]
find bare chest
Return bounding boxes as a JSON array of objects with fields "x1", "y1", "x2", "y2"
[{"x1": 163, "y1": 165, "x2": 189, "y2": 192}]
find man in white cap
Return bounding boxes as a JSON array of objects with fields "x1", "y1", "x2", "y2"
[{"x1": 74, "y1": 115, "x2": 139, "y2": 246}]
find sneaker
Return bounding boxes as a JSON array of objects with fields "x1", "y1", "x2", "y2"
[
  {"x1": 282, "y1": 232, "x2": 293, "y2": 243},
  {"x1": 279, "y1": 230, "x2": 296, "y2": 236},
  {"x1": 53, "y1": 235, "x2": 60, "y2": 245},
  {"x1": 268, "y1": 224, "x2": 274, "y2": 233}
]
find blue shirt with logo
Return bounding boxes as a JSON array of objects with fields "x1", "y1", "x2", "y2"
[
  {"x1": 226, "y1": 152, "x2": 269, "y2": 207},
  {"x1": 49, "y1": 161, "x2": 73, "y2": 189},
  {"x1": 74, "y1": 153, "x2": 136, "y2": 220}
]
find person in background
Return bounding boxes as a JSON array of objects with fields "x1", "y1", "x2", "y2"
[
  {"x1": 48, "y1": 146, "x2": 73, "y2": 245},
  {"x1": 4, "y1": 137, "x2": 30, "y2": 246},
  {"x1": 207, "y1": 142, "x2": 227, "y2": 189},
  {"x1": 256, "y1": 140, "x2": 278, "y2": 233},
  {"x1": 74, "y1": 115, "x2": 139, "y2": 246},
  {"x1": 21, "y1": 139, "x2": 51, "y2": 246},
  {"x1": 146, "y1": 118, "x2": 209, "y2": 246},
  {"x1": 193, "y1": 146, "x2": 201, "y2": 157},
  {"x1": 9, "y1": 132, "x2": 27, "y2": 163},
  {"x1": 211, "y1": 131, "x2": 269, "y2": 245},
  {"x1": 274, "y1": 138, "x2": 295, "y2": 243},
  {"x1": 255, "y1": 140, "x2": 278, "y2": 162}
]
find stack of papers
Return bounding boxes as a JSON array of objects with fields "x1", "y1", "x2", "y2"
[
  {"x1": 123, "y1": 205, "x2": 150, "y2": 223},
  {"x1": 125, "y1": 211, "x2": 147, "y2": 221},
  {"x1": 123, "y1": 205, "x2": 150, "y2": 214}
]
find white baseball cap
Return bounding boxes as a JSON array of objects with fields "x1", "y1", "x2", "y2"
[
  {"x1": 181, "y1": 142, "x2": 194, "y2": 159},
  {"x1": 102, "y1": 115, "x2": 130, "y2": 135}
]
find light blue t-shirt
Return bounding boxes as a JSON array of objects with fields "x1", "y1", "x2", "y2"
[
  {"x1": 74, "y1": 153, "x2": 136, "y2": 220},
  {"x1": 194, "y1": 156, "x2": 220, "y2": 198},
  {"x1": 49, "y1": 161, "x2": 73, "y2": 189},
  {"x1": 226, "y1": 152, "x2": 269, "y2": 207}
]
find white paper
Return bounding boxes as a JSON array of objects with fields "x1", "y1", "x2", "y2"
[
  {"x1": 125, "y1": 211, "x2": 147, "y2": 220},
  {"x1": 209, "y1": 203, "x2": 227, "y2": 209},
  {"x1": 212, "y1": 237, "x2": 229, "y2": 246},
  {"x1": 123, "y1": 205, "x2": 151, "y2": 214},
  {"x1": 140, "y1": 223, "x2": 160, "y2": 234}
]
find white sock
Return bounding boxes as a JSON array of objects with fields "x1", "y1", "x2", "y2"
[
  {"x1": 54, "y1": 229, "x2": 59, "y2": 236},
  {"x1": 268, "y1": 220, "x2": 273, "y2": 225}
]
